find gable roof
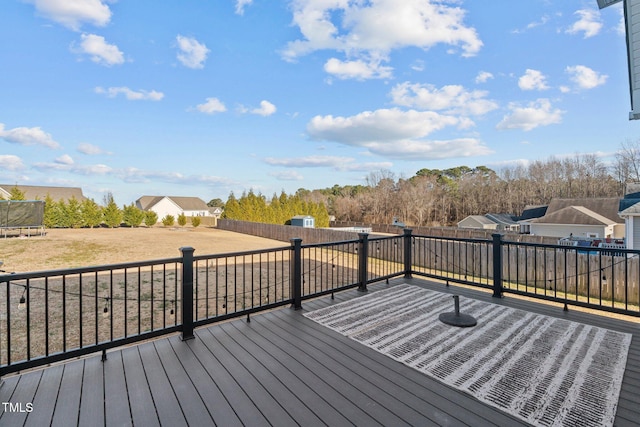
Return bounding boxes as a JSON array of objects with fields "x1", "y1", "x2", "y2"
[
  {"x1": 458, "y1": 215, "x2": 496, "y2": 227},
  {"x1": 531, "y1": 206, "x2": 616, "y2": 226},
  {"x1": 0, "y1": 184, "x2": 85, "y2": 202},
  {"x1": 137, "y1": 196, "x2": 209, "y2": 211},
  {"x1": 485, "y1": 213, "x2": 518, "y2": 225},
  {"x1": 545, "y1": 198, "x2": 621, "y2": 224}
]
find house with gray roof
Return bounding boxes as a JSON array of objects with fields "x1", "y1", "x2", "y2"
[
  {"x1": 457, "y1": 214, "x2": 519, "y2": 232},
  {"x1": 136, "y1": 196, "x2": 212, "y2": 222},
  {"x1": 0, "y1": 184, "x2": 85, "y2": 202},
  {"x1": 530, "y1": 206, "x2": 621, "y2": 239}
]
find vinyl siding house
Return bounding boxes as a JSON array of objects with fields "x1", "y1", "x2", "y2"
[
  {"x1": 0, "y1": 184, "x2": 85, "y2": 202},
  {"x1": 457, "y1": 214, "x2": 519, "y2": 232},
  {"x1": 530, "y1": 205, "x2": 619, "y2": 239},
  {"x1": 529, "y1": 197, "x2": 625, "y2": 239},
  {"x1": 136, "y1": 196, "x2": 211, "y2": 222},
  {"x1": 457, "y1": 215, "x2": 498, "y2": 230}
]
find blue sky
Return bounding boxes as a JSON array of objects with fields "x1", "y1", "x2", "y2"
[{"x1": 0, "y1": 0, "x2": 638, "y2": 205}]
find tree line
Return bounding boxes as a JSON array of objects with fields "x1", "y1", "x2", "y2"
[
  {"x1": 293, "y1": 150, "x2": 635, "y2": 227},
  {"x1": 1, "y1": 189, "x2": 201, "y2": 228},
  {"x1": 222, "y1": 190, "x2": 330, "y2": 227}
]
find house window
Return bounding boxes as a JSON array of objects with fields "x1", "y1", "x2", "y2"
[{"x1": 587, "y1": 233, "x2": 599, "y2": 238}]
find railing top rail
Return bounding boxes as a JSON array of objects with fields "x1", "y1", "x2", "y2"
[
  {"x1": 0, "y1": 256, "x2": 183, "y2": 282},
  {"x1": 303, "y1": 238, "x2": 360, "y2": 249},
  {"x1": 192, "y1": 245, "x2": 292, "y2": 262},
  {"x1": 412, "y1": 233, "x2": 491, "y2": 245},
  {"x1": 367, "y1": 235, "x2": 404, "y2": 242}
]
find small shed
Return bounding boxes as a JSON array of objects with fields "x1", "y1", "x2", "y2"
[{"x1": 291, "y1": 215, "x2": 315, "y2": 228}]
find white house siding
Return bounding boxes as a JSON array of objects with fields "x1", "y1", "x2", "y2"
[
  {"x1": 529, "y1": 224, "x2": 610, "y2": 239},
  {"x1": 149, "y1": 198, "x2": 183, "y2": 220},
  {"x1": 613, "y1": 223, "x2": 626, "y2": 239}
]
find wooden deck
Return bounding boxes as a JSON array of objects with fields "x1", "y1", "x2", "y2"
[{"x1": 1, "y1": 278, "x2": 638, "y2": 426}]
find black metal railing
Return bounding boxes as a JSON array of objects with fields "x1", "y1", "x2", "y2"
[{"x1": 2, "y1": 229, "x2": 639, "y2": 377}]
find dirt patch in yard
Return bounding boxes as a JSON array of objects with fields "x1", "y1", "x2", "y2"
[{"x1": 0, "y1": 227, "x2": 287, "y2": 273}]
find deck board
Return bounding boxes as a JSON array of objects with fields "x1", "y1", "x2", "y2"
[
  {"x1": 24, "y1": 364, "x2": 62, "y2": 427},
  {"x1": 0, "y1": 277, "x2": 638, "y2": 427},
  {"x1": 103, "y1": 351, "x2": 132, "y2": 426},
  {"x1": 196, "y1": 326, "x2": 299, "y2": 426},
  {"x1": 167, "y1": 334, "x2": 244, "y2": 427},
  {"x1": 152, "y1": 337, "x2": 215, "y2": 426},
  {"x1": 77, "y1": 356, "x2": 105, "y2": 427},
  {"x1": 121, "y1": 346, "x2": 160, "y2": 427}
]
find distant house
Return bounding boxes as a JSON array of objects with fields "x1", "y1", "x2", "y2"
[
  {"x1": 0, "y1": 184, "x2": 85, "y2": 202},
  {"x1": 291, "y1": 215, "x2": 315, "y2": 228},
  {"x1": 457, "y1": 213, "x2": 519, "y2": 232},
  {"x1": 136, "y1": 196, "x2": 211, "y2": 222},
  {"x1": 458, "y1": 215, "x2": 499, "y2": 230},
  {"x1": 530, "y1": 205, "x2": 621, "y2": 239},
  {"x1": 529, "y1": 198, "x2": 624, "y2": 239},
  {"x1": 208, "y1": 206, "x2": 223, "y2": 219},
  {"x1": 618, "y1": 183, "x2": 640, "y2": 249}
]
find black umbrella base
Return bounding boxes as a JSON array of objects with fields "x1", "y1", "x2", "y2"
[{"x1": 439, "y1": 311, "x2": 477, "y2": 327}]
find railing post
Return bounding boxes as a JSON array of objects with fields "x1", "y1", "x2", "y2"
[
  {"x1": 180, "y1": 246, "x2": 195, "y2": 340},
  {"x1": 290, "y1": 238, "x2": 302, "y2": 310},
  {"x1": 403, "y1": 228, "x2": 413, "y2": 279},
  {"x1": 358, "y1": 233, "x2": 369, "y2": 292},
  {"x1": 492, "y1": 234, "x2": 503, "y2": 298}
]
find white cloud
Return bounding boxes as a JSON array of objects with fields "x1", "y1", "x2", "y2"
[
  {"x1": 265, "y1": 155, "x2": 355, "y2": 168},
  {"x1": 363, "y1": 138, "x2": 492, "y2": 160},
  {"x1": 475, "y1": 71, "x2": 494, "y2": 84},
  {"x1": 518, "y1": 69, "x2": 549, "y2": 91},
  {"x1": 306, "y1": 108, "x2": 491, "y2": 160},
  {"x1": 496, "y1": 99, "x2": 564, "y2": 131},
  {"x1": 95, "y1": 86, "x2": 164, "y2": 101},
  {"x1": 235, "y1": 0, "x2": 253, "y2": 15},
  {"x1": 195, "y1": 97, "x2": 227, "y2": 114},
  {"x1": 324, "y1": 57, "x2": 393, "y2": 80},
  {"x1": 282, "y1": 0, "x2": 482, "y2": 79},
  {"x1": 251, "y1": 100, "x2": 277, "y2": 116},
  {"x1": 33, "y1": 160, "x2": 112, "y2": 175},
  {"x1": 0, "y1": 123, "x2": 60, "y2": 149},
  {"x1": 28, "y1": 0, "x2": 112, "y2": 30},
  {"x1": 77, "y1": 142, "x2": 110, "y2": 155},
  {"x1": 0, "y1": 155, "x2": 24, "y2": 171},
  {"x1": 565, "y1": 65, "x2": 608, "y2": 89},
  {"x1": 265, "y1": 155, "x2": 393, "y2": 171},
  {"x1": 74, "y1": 33, "x2": 124, "y2": 66},
  {"x1": 269, "y1": 171, "x2": 304, "y2": 181},
  {"x1": 55, "y1": 154, "x2": 74, "y2": 165},
  {"x1": 390, "y1": 82, "x2": 498, "y2": 116},
  {"x1": 566, "y1": 9, "x2": 602, "y2": 38},
  {"x1": 308, "y1": 108, "x2": 459, "y2": 144},
  {"x1": 176, "y1": 35, "x2": 209, "y2": 69}
]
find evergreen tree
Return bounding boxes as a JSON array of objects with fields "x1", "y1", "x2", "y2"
[
  {"x1": 8, "y1": 186, "x2": 26, "y2": 200},
  {"x1": 43, "y1": 194, "x2": 57, "y2": 228},
  {"x1": 122, "y1": 203, "x2": 145, "y2": 227},
  {"x1": 102, "y1": 193, "x2": 122, "y2": 228},
  {"x1": 65, "y1": 196, "x2": 83, "y2": 228},
  {"x1": 222, "y1": 192, "x2": 241, "y2": 219},
  {"x1": 177, "y1": 213, "x2": 187, "y2": 226},
  {"x1": 144, "y1": 210, "x2": 158, "y2": 227},
  {"x1": 161, "y1": 215, "x2": 175, "y2": 227},
  {"x1": 81, "y1": 198, "x2": 103, "y2": 228},
  {"x1": 191, "y1": 216, "x2": 201, "y2": 227}
]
